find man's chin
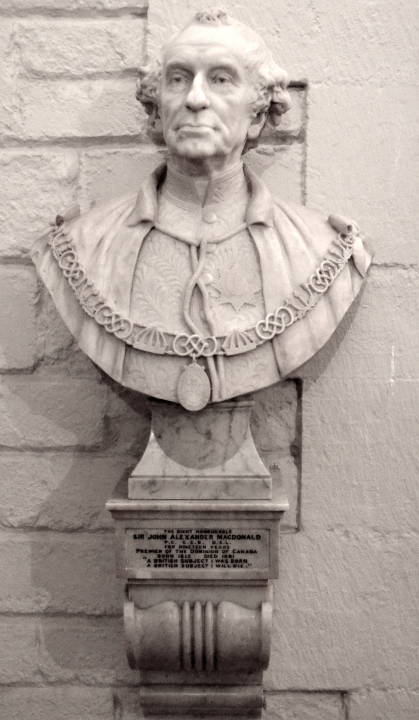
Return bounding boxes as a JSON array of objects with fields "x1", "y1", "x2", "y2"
[{"x1": 169, "y1": 139, "x2": 220, "y2": 160}]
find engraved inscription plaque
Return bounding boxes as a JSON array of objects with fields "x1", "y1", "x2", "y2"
[{"x1": 126, "y1": 527, "x2": 269, "y2": 571}]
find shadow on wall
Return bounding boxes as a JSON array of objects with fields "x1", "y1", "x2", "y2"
[
  {"x1": 2, "y1": 370, "x2": 150, "y2": 684},
  {"x1": 18, "y1": 376, "x2": 301, "y2": 684},
  {"x1": 0, "y1": 291, "x2": 361, "y2": 687}
]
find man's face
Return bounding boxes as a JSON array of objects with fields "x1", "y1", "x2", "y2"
[{"x1": 159, "y1": 24, "x2": 258, "y2": 164}]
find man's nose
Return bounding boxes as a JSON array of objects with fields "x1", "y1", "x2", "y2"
[{"x1": 185, "y1": 74, "x2": 210, "y2": 111}]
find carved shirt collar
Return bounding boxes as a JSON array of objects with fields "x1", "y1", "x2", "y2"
[
  {"x1": 162, "y1": 160, "x2": 247, "y2": 208},
  {"x1": 125, "y1": 161, "x2": 274, "y2": 228}
]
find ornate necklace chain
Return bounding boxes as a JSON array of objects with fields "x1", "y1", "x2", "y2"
[{"x1": 48, "y1": 221, "x2": 356, "y2": 360}]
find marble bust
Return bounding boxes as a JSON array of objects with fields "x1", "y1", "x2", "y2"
[{"x1": 32, "y1": 8, "x2": 372, "y2": 411}]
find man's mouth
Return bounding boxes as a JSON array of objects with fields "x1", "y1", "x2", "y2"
[{"x1": 177, "y1": 123, "x2": 213, "y2": 131}]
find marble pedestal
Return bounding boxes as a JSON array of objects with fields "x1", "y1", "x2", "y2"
[{"x1": 107, "y1": 398, "x2": 288, "y2": 718}]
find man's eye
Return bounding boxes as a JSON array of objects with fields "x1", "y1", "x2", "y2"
[
  {"x1": 168, "y1": 73, "x2": 187, "y2": 86},
  {"x1": 210, "y1": 73, "x2": 232, "y2": 85}
]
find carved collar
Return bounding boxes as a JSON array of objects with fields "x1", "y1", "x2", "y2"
[
  {"x1": 162, "y1": 161, "x2": 247, "y2": 208},
  {"x1": 125, "y1": 161, "x2": 275, "y2": 228}
]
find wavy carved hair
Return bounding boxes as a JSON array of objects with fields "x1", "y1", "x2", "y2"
[{"x1": 136, "y1": 8, "x2": 291, "y2": 150}]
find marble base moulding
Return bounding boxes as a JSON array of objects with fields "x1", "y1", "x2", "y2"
[{"x1": 106, "y1": 397, "x2": 288, "y2": 718}]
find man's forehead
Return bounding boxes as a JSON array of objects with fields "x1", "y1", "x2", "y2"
[
  {"x1": 163, "y1": 45, "x2": 245, "y2": 71},
  {"x1": 163, "y1": 22, "x2": 254, "y2": 64}
]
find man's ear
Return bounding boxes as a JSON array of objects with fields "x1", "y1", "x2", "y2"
[
  {"x1": 247, "y1": 110, "x2": 267, "y2": 141},
  {"x1": 148, "y1": 103, "x2": 165, "y2": 145}
]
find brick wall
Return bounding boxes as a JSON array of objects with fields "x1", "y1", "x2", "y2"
[{"x1": 0, "y1": 1, "x2": 418, "y2": 719}]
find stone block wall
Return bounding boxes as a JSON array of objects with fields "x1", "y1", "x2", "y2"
[{"x1": 0, "y1": 1, "x2": 418, "y2": 719}]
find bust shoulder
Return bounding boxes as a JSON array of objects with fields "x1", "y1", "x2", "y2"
[
  {"x1": 60, "y1": 191, "x2": 139, "y2": 237},
  {"x1": 273, "y1": 196, "x2": 358, "y2": 239}
]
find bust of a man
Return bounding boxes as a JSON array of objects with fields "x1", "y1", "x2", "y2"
[{"x1": 32, "y1": 8, "x2": 372, "y2": 411}]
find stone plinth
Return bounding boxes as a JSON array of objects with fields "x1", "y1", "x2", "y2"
[
  {"x1": 129, "y1": 398, "x2": 272, "y2": 501},
  {"x1": 107, "y1": 398, "x2": 288, "y2": 717}
]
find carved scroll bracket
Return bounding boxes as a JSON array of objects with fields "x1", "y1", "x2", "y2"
[{"x1": 124, "y1": 598, "x2": 272, "y2": 674}]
